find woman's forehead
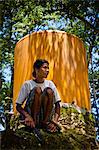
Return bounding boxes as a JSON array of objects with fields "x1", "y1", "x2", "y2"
[{"x1": 42, "y1": 63, "x2": 49, "y2": 67}]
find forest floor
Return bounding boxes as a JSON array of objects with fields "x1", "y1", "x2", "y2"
[{"x1": 1, "y1": 103, "x2": 99, "y2": 150}]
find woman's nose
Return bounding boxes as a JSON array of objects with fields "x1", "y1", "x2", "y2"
[{"x1": 46, "y1": 68, "x2": 49, "y2": 72}]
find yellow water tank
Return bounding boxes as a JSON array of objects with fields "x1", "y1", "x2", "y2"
[{"x1": 13, "y1": 30, "x2": 90, "y2": 113}]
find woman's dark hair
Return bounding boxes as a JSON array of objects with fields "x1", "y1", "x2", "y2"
[{"x1": 32, "y1": 59, "x2": 49, "y2": 77}]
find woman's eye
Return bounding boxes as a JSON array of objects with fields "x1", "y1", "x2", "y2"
[{"x1": 44, "y1": 67, "x2": 48, "y2": 69}]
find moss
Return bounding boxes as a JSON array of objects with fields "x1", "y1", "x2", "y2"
[{"x1": 1, "y1": 105, "x2": 99, "y2": 150}]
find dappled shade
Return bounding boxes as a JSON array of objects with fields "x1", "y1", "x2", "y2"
[{"x1": 13, "y1": 30, "x2": 90, "y2": 113}]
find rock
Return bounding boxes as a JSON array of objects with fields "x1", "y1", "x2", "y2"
[{"x1": 1, "y1": 104, "x2": 99, "y2": 150}]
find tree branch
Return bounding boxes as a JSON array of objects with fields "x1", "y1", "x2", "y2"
[{"x1": 73, "y1": 14, "x2": 99, "y2": 33}]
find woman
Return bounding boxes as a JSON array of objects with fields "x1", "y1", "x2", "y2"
[{"x1": 16, "y1": 59, "x2": 61, "y2": 133}]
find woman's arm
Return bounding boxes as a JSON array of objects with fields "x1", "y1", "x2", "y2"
[
  {"x1": 53, "y1": 101, "x2": 60, "y2": 122},
  {"x1": 16, "y1": 103, "x2": 35, "y2": 128}
]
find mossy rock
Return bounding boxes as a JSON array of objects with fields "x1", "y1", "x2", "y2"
[{"x1": 1, "y1": 104, "x2": 99, "y2": 150}]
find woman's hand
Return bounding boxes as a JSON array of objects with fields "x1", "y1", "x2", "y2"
[{"x1": 25, "y1": 114, "x2": 35, "y2": 128}]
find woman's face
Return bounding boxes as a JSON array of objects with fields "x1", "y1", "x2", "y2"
[{"x1": 36, "y1": 63, "x2": 49, "y2": 79}]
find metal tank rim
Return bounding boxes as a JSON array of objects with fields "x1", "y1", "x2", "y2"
[{"x1": 16, "y1": 30, "x2": 84, "y2": 46}]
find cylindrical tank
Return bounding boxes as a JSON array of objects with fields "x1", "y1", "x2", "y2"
[{"x1": 13, "y1": 30, "x2": 90, "y2": 113}]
